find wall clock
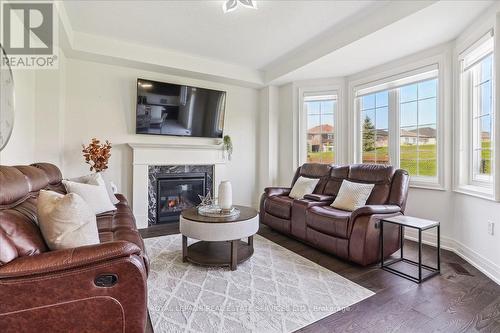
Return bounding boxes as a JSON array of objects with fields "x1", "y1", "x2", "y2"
[{"x1": 0, "y1": 45, "x2": 15, "y2": 151}]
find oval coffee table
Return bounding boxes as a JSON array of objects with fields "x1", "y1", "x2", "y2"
[{"x1": 180, "y1": 205, "x2": 258, "y2": 271}]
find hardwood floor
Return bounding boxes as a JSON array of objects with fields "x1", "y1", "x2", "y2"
[{"x1": 141, "y1": 223, "x2": 500, "y2": 333}]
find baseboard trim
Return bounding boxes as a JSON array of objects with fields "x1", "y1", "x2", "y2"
[{"x1": 404, "y1": 230, "x2": 500, "y2": 285}]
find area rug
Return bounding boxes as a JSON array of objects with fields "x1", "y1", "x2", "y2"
[{"x1": 145, "y1": 234, "x2": 374, "y2": 333}]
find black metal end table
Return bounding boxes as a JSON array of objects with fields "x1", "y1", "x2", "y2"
[{"x1": 380, "y1": 215, "x2": 440, "y2": 283}]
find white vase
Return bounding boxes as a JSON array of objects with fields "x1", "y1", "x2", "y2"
[{"x1": 218, "y1": 181, "x2": 232, "y2": 210}]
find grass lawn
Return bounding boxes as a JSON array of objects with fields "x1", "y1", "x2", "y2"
[{"x1": 308, "y1": 142, "x2": 491, "y2": 176}]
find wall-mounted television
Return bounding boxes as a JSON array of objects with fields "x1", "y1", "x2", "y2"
[{"x1": 136, "y1": 79, "x2": 226, "y2": 138}]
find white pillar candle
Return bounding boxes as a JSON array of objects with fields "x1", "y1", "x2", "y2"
[{"x1": 218, "y1": 180, "x2": 232, "y2": 210}]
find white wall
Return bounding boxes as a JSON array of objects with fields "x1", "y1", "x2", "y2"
[
  {"x1": 0, "y1": 70, "x2": 36, "y2": 165},
  {"x1": 61, "y1": 58, "x2": 260, "y2": 207},
  {"x1": 272, "y1": 8, "x2": 500, "y2": 283}
]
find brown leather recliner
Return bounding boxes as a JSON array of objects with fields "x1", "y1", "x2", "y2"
[
  {"x1": 260, "y1": 163, "x2": 409, "y2": 266},
  {"x1": 0, "y1": 163, "x2": 149, "y2": 332}
]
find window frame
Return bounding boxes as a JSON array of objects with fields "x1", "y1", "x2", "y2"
[
  {"x1": 455, "y1": 31, "x2": 497, "y2": 200},
  {"x1": 299, "y1": 87, "x2": 340, "y2": 165},
  {"x1": 352, "y1": 65, "x2": 444, "y2": 189}
]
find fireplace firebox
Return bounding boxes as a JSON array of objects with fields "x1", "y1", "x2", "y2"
[
  {"x1": 148, "y1": 165, "x2": 214, "y2": 226},
  {"x1": 156, "y1": 173, "x2": 206, "y2": 223}
]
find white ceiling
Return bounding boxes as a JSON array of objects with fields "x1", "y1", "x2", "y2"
[
  {"x1": 63, "y1": 0, "x2": 376, "y2": 70},
  {"x1": 62, "y1": 0, "x2": 494, "y2": 85},
  {"x1": 273, "y1": 0, "x2": 493, "y2": 83}
]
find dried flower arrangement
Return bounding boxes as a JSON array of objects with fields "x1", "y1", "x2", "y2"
[{"x1": 82, "y1": 138, "x2": 112, "y2": 172}]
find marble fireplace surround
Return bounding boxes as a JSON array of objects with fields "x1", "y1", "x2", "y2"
[
  {"x1": 148, "y1": 164, "x2": 214, "y2": 226},
  {"x1": 128, "y1": 143, "x2": 226, "y2": 229}
]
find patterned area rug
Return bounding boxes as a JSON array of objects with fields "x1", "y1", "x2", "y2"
[{"x1": 145, "y1": 234, "x2": 374, "y2": 333}]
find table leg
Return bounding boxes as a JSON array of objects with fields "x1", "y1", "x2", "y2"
[
  {"x1": 380, "y1": 220, "x2": 384, "y2": 268},
  {"x1": 400, "y1": 225, "x2": 404, "y2": 259},
  {"x1": 418, "y1": 230, "x2": 422, "y2": 283},
  {"x1": 437, "y1": 225, "x2": 441, "y2": 272},
  {"x1": 182, "y1": 235, "x2": 187, "y2": 263},
  {"x1": 231, "y1": 240, "x2": 238, "y2": 271},
  {"x1": 248, "y1": 235, "x2": 253, "y2": 247}
]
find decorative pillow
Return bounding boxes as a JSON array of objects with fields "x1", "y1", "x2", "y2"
[
  {"x1": 289, "y1": 176, "x2": 320, "y2": 199},
  {"x1": 331, "y1": 180, "x2": 374, "y2": 211},
  {"x1": 71, "y1": 173, "x2": 119, "y2": 205},
  {"x1": 37, "y1": 190, "x2": 100, "y2": 250},
  {"x1": 62, "y1": 178, "x2": 117, "y2": 214}
]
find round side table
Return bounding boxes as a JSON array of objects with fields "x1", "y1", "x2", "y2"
[{"x1": 179, "y1": 205, "x2": 258, "y2": 271}]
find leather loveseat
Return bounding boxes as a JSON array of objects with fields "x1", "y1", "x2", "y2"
[
  {"x1": 0, "y1": 163, "x2": 148, "y2": 332},
  {"x1": 260, "y1": 163, "x2": 409, "y2": 266}
]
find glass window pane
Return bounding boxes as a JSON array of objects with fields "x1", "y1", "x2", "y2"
[
  {"x1": 400, "y1": 84, "x2": 417, "y2": 103},
  {"x1": 361, "y1": 94, "x2": 375, "y2": 110},
  {"x1": 306, "y1": 101, "x2": 320, "y2": 114},
  {"x1": 481, "y1": 116, "x2": 492, "y2": 144},
  {"x1": 471, "y1": 52, "x2": 494, "y2": 182},
  {"x1": 306, "y1": 97, "x2": 336, "y2": 164},
  {"x1": 321, "y1": 100, "x2": 335, "y2": 114},
  {"x1": 477, "y1": 150, "x2": 492, "y2": 175},
  {"x1": 400, "y1": 101, "x2": 417, "y2": 127},
  {"x1": 307, "y1": 114, "x2": 320, "y2": 132},
  {"x1": 362, "y1": 109, "x2": 376, "y2": 126},
  {"x1": 321, "y1": 112, "x2": 334, "y2": 129},
  {"x1": 418, "y1": 98, "x2": 437, "y2": 125},
  {"x1": 375, "y1": 91, "x2": 388, "y2": 107},
  {"x1": 480, "y1": 81, "x2": 492, "y2": 115},
  {"x1": 418, "y1": 79, "x2": 437, "y2": 99},
  {"x1": 375, "y1": 107, "x2": 388, "y2": 129},
  {"x1": 362, "y1": 129, "x2": 377, "y2": 163},
  {"x1": 481, "y1": 54, "x2": 492, "y2": 82},
  {"x1": 400, "y1": 130, "x2": 418, "y2": 176}
]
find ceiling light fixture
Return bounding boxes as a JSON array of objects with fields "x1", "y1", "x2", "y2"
[{"x1": 223, "y1": 0, "x2": 257, "y2": 13}]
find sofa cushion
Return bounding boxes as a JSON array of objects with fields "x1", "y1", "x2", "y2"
[
  {"x1": 289, "y1": 176, "x2": 319, "y2": 199},
  {"x1": 348, "y1": 164, "x2": 395, "y2": 205},
  {"x1": 62, "y1": 179, "x2": 117, "y2": 215},
  {"x1": 331, "y1": 180, "x2": 374, "y2": 211},
  {"x1": 323, "y1": 165, "x2": 350, "y2": 196},
  {"x1": 265, "y1": 195, "x2": 293, "y2": 219},
  {"x1": 37, "y1": 190, "x2": 100, "y2": 251},
  {"x1": 306, "y1": 206, "x2": 352, "y2": 238}
]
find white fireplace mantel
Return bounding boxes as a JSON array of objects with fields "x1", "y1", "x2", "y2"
[{"x1": 128, "y1": 142, "x2": 227, "y2": 228}]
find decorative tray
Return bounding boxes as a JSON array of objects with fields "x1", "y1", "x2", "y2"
[{"x1": 197, "y1": 205, "x2": 240, "y2": 218}]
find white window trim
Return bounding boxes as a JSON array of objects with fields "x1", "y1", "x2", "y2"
[
  {"x1": 298, "y1": 85, "x2": 342, "y2": 165},
  {"x1": 351, "y1": 62, "x2": 445, "y2": 190},
  {"x1": 453, "y1": 29, "x2": 498, "y2": 201}
]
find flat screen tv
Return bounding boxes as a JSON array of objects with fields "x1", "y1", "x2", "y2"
[{"x1": 136, "y1": 79, "x2": 226, "y2": 138}]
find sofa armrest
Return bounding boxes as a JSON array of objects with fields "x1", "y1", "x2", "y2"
[
  {"x1": 0, "y1": 241, "x2": 141, "y2": 278},
  {"x1": 264, "y1": 187, "x2": 291, "y2": 197},
  {"x1": 351, "y1": 205, "x2": 401, "y2": 221},
  {"x1": 303, "y1": 194, "x2": 335, "y2": 202}
]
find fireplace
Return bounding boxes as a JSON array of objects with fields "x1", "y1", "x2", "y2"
[
  {"x1": 148, "y1": 165, "x2": 214, "y2": 226},
  {"x1": 157, "y1": 173, "x2": 206, "y2": 223}
]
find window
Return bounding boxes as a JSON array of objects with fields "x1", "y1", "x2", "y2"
[
  {"x1": 471, "y1": 54, "x2": 493, "y2": 182},
  {"x1": 399, "y1": 79, "x2": 438, "y2": 178},
  {"x1": 304, "y1": 94, "x2": 337, "y2": 164},
  {"x1": 457, "y1": 33, "x2": 495, "y2": 194},
  {"x1": 355, "y1": 68, "x2": 440, "y2": 186},
  {"x1": 361, "y1": 91, "x2": 389, "y2": 164}
]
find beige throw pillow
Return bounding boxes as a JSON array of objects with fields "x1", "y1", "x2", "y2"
[
  {"x1": 71, "y1": 173, "x2": 119, "y2": 205},
  {"x1": 289, "y1": 176, "x2": 320, "y2": 199},
  {"x1": 62, "y1": 178, "x2": 117, "y2": 214},
  {"x1": 331, "y1": 180, "x2": 374, "y2": 211},
  {"x1": 37, "y1": 190, "x2": 100, "y2": 250}
]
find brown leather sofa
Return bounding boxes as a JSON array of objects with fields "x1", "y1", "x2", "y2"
[
  {"x1": 0, "y1": 163, "x2": 148, "y2": 332},
  {"x1": 260, "y1": 163, "x2": 409, "y2": 266}
]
